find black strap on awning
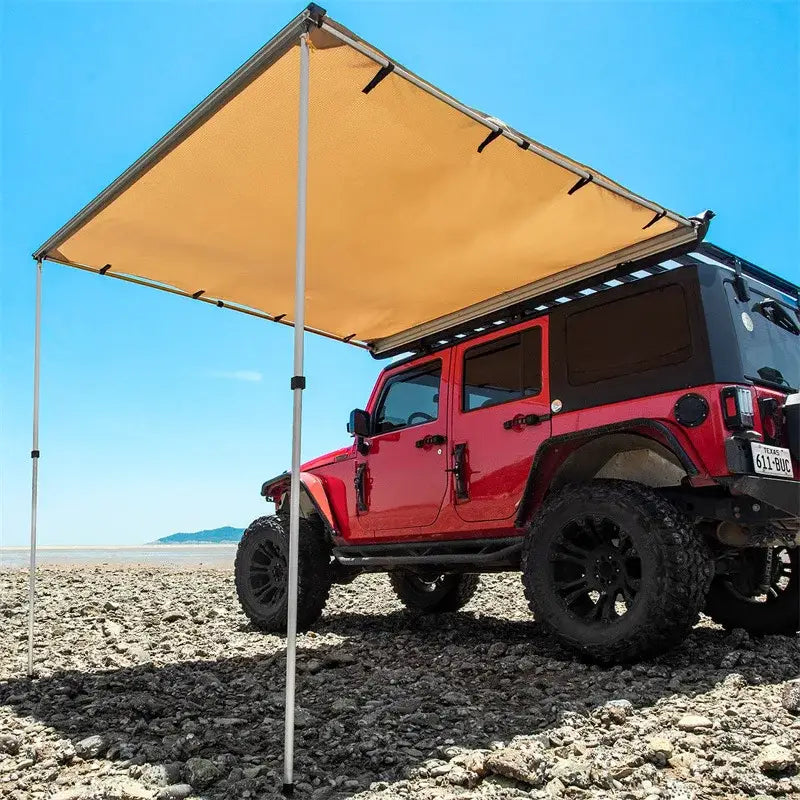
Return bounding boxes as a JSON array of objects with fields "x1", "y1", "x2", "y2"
[
  {"x1": 567, "y1": 174, "x2": 594, "y2": 195},
  {"x1": 192, "y1": 289, "x2": 205, "y2": 299},
  {"x1": 362, "y1": 63, "x2": 394, "y2": 94},
  {"x1": 642, "y1": 209, "x2": 667, "y2": 230},
  {"x1": 99, "y1": 264, "x2": 111, "y2": 275},
  {"x1": 477, "y1": 127, "x2": 503, "y2": 153}
]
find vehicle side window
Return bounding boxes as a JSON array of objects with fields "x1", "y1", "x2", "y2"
[
  {"x1": 566, "y1": 284, "x2": 691, "y2": 385},
  {"x1": 374, "y1": 363, "x2": 441, "y2": 434},
  {"x1": 462, "y1": 328, "x2": 542, "y2": 411}
]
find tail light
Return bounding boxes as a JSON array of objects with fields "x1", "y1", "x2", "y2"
[{"x1": 720, "y1": 386, "x2": 754, "y2": 431}]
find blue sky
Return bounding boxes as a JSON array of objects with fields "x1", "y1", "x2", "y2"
[{"x1": 1, "y1": 1, "x2": 798, "y2": 547}]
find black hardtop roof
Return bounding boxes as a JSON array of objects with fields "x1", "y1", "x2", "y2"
[{"x1": 379, "y1": 242, "x2": 799, "y2": 367}]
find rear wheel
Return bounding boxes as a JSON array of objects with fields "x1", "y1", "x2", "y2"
[
  {"x1": 390, "y1": 572, "x2": 480, "y2": 613},
  {"x1": 522, "y1": 480, "x2": 712, "y2": 663},
  {"x1": 234, "y1": 515, "x2": 332, "y2": 632},
  {"x1": 705, "y1": 546, "x2": 799, "y2": 634}
]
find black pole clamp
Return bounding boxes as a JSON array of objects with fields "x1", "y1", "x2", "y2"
[
  {"x1": 31, "y1": 450, "x2": 40, "y2": 459},
  {"x1": 290, "y1": 376, "x2": 306, "y2": 390}
]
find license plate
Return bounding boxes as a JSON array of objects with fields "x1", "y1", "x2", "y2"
[{"x1": 750, "y1": 442, "x2": 794, "y2": 478}]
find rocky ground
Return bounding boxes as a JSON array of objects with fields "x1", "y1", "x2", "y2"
[{"x1": 1, "y1": 566, "x2": 799, "y2": 800}]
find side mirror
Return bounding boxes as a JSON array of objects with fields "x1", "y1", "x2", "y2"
[{"x1": 347, "y1": 408, "x2": 371, "y2": 438}]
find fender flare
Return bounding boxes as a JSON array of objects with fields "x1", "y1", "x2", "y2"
[
  {"x1": 514, "y1": 418, "x2": 700, "y2": 528},
  {"x1": 261, "y1": 471, "x2": 338, "y2": 537}
]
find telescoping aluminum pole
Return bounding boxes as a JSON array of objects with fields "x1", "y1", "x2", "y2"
[
  {"x1": 283, "y1": 30, "x2": 309, "y2": 796},
  {"x1": 28, "y1": 259, "x2": 43, "y2": 678}
]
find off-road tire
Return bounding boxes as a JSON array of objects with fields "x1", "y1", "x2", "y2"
[
  {"x1": 522, "y1": 480, "x2": 712, "y2": 663},
  {"x1": 234, "y1": 515, "x2": 332, "y2": 632},
  {"x1": 705, "y1": 545, "x2": 799, "y2": 635},
  {"x1": 390, "y1": 572, "x2": 480, "y2": 613}
]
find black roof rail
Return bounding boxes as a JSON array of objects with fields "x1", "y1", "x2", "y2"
[
  {"x1": 377, "y1": 241, "x2": 798, "y2": 363},
  {"x1": 697, "y1": 242, "x2": 799, "y2": 303}
]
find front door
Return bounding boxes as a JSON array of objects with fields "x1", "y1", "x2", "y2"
[
  {"x1": 450, "y1": 319, "x2": 551, "y2": 522},
  {"x1": 358, "y1": 354, "x2": 450, "y2": 534}
]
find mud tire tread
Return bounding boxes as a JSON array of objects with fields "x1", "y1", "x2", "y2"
[
  {"x1": 521, "y1": 480, "x2": 712, "y2": 663},
  {"x1": 234, "y1": 515, "x2": 332, "y2": 633}
]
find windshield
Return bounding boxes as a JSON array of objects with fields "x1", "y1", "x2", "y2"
[{"x1": 724, "y1": 280, "x2": 800, "y2": 392}]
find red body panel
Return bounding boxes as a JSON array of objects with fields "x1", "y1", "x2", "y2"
[
  {"x1": 449, "y1": 318, "x2": 551, "y2": 522},
  {"x1": 357, "y1": 353, "x2": 451, "y2": 536},
  {"x1": 261, "y1": 315, "x2": 798, "y2": 545}
]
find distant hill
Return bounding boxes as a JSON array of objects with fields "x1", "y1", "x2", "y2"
[{"x1": 152, "y1": 526, "x2": 244, "y2": 544}]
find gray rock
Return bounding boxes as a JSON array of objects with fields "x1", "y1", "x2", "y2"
[
  {"x1": 676, "y1": 714, "x2": 713, "y2": 731},
  {"x1": 756, "y1": 744, "x2": 796, "y2": 774},
  {"x1": 102, "y1": 620, "x2": 123, "y2": 638},
  {"x1": 549, "y1": 758, "x2": 591, "y2": 788},
  {"x1": 646, "y1": 735, "x2": 674, "y2": 767},
  {"x1": 183, "y1": 757, "x2": 221, "y2": 789},
  {"x1": 75, "y1": 734, "x2": 107, "y2": 758},
  {"x1": 156, "y1": 786, "x2": 193, "y2": 800},
  {"x1": 484, "y1": 748, "x2": 542, "y2": 786},
  {"x1": 161, "y1": 610, "x2": 186, "y2": 623},
  {"x1": 781, "y1": 680, "x2": 800, "y2": 714}
]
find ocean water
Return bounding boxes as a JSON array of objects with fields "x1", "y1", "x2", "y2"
[{"x1": 0, "y1": 545, "x2": 238, "y2": 569}]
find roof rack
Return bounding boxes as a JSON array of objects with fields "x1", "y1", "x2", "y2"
[{"x1": 381, "y1": 241, "x2": 798, "y2": 362}]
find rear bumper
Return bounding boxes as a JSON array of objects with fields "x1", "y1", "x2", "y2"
[{"x1": 720, "y1": 474, "x2": 800, "y2": 518}]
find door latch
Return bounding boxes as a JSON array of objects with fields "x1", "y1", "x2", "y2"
[
  {"x1": 415, "y1": 433, "x2": 447, "y2": 448},
  {"x1": 503, "y1": 412, "x2": 550, "y2": 430}
]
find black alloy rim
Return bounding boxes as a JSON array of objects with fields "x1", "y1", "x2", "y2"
[
  {"x1": 249, "y1": 539, "x2": 287, "y2": 610},
  {"x1": 549, "y1": 516, "x2": 642, "y2": 623}
]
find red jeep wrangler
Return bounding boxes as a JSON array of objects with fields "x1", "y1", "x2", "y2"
[{"x1": 235, "y1": 242, "x2": 800, "y2": 662}]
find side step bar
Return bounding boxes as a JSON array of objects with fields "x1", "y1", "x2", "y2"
[{"x1": 332, "y1": 536, "x2": 523, "y2": 570}]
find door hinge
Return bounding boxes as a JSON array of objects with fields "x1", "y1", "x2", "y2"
[
  {"x1": 354, "y1": 462, "x2": 368, "y2": 513},
  {"x1": 445, "y1": 443, "x2": 469, "y2": 501}
]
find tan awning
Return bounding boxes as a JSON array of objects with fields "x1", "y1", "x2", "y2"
[{"x1": 35, "y1": 7, "x2": 702, "y2": 355}]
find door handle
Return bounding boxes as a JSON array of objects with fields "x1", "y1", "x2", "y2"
[
  {"x1": 503, "y1": 413, "x2": 551, "y2": 430},
  {"x1": 415, "y1": 434, "x2": 447, "y2": 448}
]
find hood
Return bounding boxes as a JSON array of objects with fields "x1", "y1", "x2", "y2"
[{"x1": 301, "y1": 445, "x2": 353, "y2": 472}]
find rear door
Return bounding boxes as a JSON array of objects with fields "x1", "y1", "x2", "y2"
[
  {"x1": 450, "y1": 319, "x2": 550, "y2": 522},
  {"x1": 358, "y1": 354, "x2": 450, "y2": 533}
]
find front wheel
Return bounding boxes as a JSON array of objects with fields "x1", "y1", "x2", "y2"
[
  {"x1": 705, "y1": 546, "x2": 798, "y2": 635},
  {"x1": 234, "y1": 515, "x2": 332, "y2": 632},
  {"x1": 390, "y1": 572, "x2": 480, "y2": 613},
  {"x1": 522, "y1": 480, "x2": 712, "y2": 663}
]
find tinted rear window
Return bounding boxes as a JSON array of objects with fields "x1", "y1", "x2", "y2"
[{"x1": 566, "y1": 284, "x2": 692, "y2": 385}]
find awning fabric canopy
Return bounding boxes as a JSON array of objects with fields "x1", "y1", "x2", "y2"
[{"x1": 35, "y1": 6, "x2": 700, "y2": 355}]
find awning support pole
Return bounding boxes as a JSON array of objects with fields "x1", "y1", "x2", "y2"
[
  {"x1": 28, "y1": 258, "x2": 43, "y2": 678},
  {"x1": 283, "y1": 29, "x2": 310, "y2": 797}
]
